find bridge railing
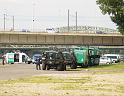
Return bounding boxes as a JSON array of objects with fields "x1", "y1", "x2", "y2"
[{"x1": 0, "y1": 29, "x2": 121, "y2": 35}]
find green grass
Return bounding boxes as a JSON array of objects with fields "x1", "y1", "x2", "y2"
[
  {"x1": 0, "y1": 62, "x2": 124, "y2": 85},
  {"x1": 89, "y1": 62, "x2": 124, "y2": 70},
  {"x1": 0, "y1": 63, "x2": 124, "y2": 96},
  {"x1": 66, "y1": 62, "x2": 124, "y2": 75},
  {"x1": 54, "y1": 77, "x2": 91, "y2": 90},
  {"x1": 67, "y1": 62, "x2": 124, "y2": 71},
  {"x1": 0, "y1": 76, "x2": 91, "y2": 91},
  {"x1": 116, "y1": 85, "x2": 124, "y2": 93},
  {"x1": 54, "y1": 83, "x2": 82, "y2": 90},
  {"x1": 0, "y1": 76, "x2": 63, "y2": 84},
  {"x1": 0, "y1": 76, "x2": 91, "y2": 84}
]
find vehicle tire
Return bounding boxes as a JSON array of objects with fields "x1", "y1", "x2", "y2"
[
  {"x1": 46, "y1": 65, "x2": 50, "y2": 70},
  {"x1": 83, "y1": 65, "x2": 88, "y2": 68},
  {"x1": 70, "y1": 63, "x2": 77, "y2": 69},
  {"x1": 106, "y1": 62, "x2": 110, "y2": 64},
  {"x1": 70, "y1": 59, "x2": 77, "y2": 69},
  {"x1": 113, "y1": 60, "x2": 116, "y2": 63},
  {"x1": 42, "y1": 63, "x2": 46, "y2": 70},
  {"x1": 82, "y1": 61, "x2": 88, "y2": 68},
  {"x1": 57, "y1": 64, "x2": 64, "y2": 71}
]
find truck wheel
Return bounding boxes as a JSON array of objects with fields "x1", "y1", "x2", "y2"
[
  {"x1": 57, "y1": 64, "x2": 64, "y2": 71},
  {"x1": 70, "y1": 63, "x2": 77, "y2": 69},
  {"x1": 42, "y1": 63, "x2": 46, "y2": 70},
  {"x1": 70, "y1": 60, "x2": 77, "y2": 69},
  {"x1": 46, "y1": 65, "x2": 50, "y2": 70},
  {"x1": 81, "y1": 63, "x2": 85, "y2": 68},
  {"x1": 82, "y1": 62, "x2": 88, "y2": 68},
  {"x1": 106, "y1": 62, "x2": 110, "y2": 64},
  {"x1": 84, "y1": 64, "x2": 88, "y2": 68}
]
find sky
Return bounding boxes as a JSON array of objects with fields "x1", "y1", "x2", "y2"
[{"x1": 0, "y1": 0, "x2": 117, "y2": 31}]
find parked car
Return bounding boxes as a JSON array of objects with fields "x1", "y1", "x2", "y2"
[
  {"x1": 25, "y1": 56, "x2": 32, "y2": 64},
  {"x1": 103, "y1": 54, "x2": 120, "y2": 63},
  {"x1": 119, "y1": 55, "x2": 124, "y2": 62},
  {"x1": 42, "y1": 51, "x2": 66, "y2": 71},
  {"x1": 99, "y1": 56, "x2": 112, "y2": 65},
  {"x1": 32, "y1": 54, "x2": 42, "y2": 64}
]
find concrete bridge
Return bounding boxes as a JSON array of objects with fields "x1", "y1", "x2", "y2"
[{"x1": 0, "y1": 31, "x2": 124, "y2": 46}]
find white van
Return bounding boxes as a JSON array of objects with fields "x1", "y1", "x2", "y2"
[
  {"x1": 99, "y1": 56, "x2": 112, "y2": 65},
  {"x1": 5, "y1": 52, "x2": 31, "y2": 64},
  {"x1": 103, "y1": 54, "x2": 120, "y2": 63}
]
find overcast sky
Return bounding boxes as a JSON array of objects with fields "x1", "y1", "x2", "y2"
[{"x1": 0, "y1": 0, "x2": 117, "y2": 31}]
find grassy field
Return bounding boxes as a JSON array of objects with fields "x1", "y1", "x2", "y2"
[
  {"x1": 66, "y1": 62, "x2": 124, "y2": 72},
  {"x1": 87, "y1": 62, "x2": 124, "y2": 70},
  {"x1": 0, "y1": 63, "x2": 124, "y2": 96}
]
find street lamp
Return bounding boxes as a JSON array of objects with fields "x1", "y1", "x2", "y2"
[
  {"x1": 68, "y1": 9, "x2": 70, "y2": 32},
  {"x1": 3, "y1": 14, "x2": 6, "y2": 31},
  {"x1": 32, "y1": 2, "x2": 36, "y2": 32},
  {"x1": 76, "y1": 11, "x2": 77, "y2": 32},
  {"x1": 3, "y1": 9, "x2": 7, "y2": 31},
  {"x1": 12, "y1": 16, "x2": 15, "y2": 31}
]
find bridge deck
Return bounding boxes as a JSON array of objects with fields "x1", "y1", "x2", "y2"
[{"x1": 0, "y1": 31, "x2": 124, "y2": 46}]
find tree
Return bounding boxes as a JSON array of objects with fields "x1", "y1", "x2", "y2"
[{"x1": 96, "y1": 0, "x2": 124, "y2": 34}]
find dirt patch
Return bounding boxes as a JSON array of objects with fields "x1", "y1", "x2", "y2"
[
  {"x1": 0, "y1": 64, "x2": 124, "y2": 96},
  {"x1": 0, "y1": 73, "x2": 124, "y2": 96}
]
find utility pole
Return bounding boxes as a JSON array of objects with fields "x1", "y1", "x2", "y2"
[
  {"x1": 4, "y1": 14, "x2": 6, "y2": 31},
  {"x1": 68, "y1": 9, "x2": 70, "y2": 32},
  {"x1": 76, "y1": 11, "x2": 77, "y2": 32},
  {"x1": 32, "y1": 2, "x2": 35, "y2": 32},
  {"x1": 12, "y1": 16, "x2": 15, "y2": 31}
]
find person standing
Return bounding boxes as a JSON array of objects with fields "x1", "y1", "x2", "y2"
[
  {"x1": 35, "y1": 58, "x2": 41, "y2": 70},
  {"x1": 2, "y1": 55, "x2": 6, "y2": 65},
  {"x1": 2, "y1": 57, "x2": 5, "y2": 65}
]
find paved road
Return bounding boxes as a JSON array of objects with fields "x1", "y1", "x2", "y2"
[{"x1": 0, "y1": 64, "x2": 83, "y2": 80}]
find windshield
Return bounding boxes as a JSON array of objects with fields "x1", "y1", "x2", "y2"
[
  {"x1": 107, "y1": 56, "x2": 117, "y2": 59},
  {"x1": 33, "y1": 56, "x2": 41, "y2": 60},
  {"x1": 46, "y1": 52, "x2": 56, "y2": 59},
  {"x1": 63, "y1": 53, "x2": 71, "y2": 60}
]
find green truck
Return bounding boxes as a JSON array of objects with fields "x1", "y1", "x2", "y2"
[{"x1": 72, "y1": 46, "x2": 100, "y2": 67}]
